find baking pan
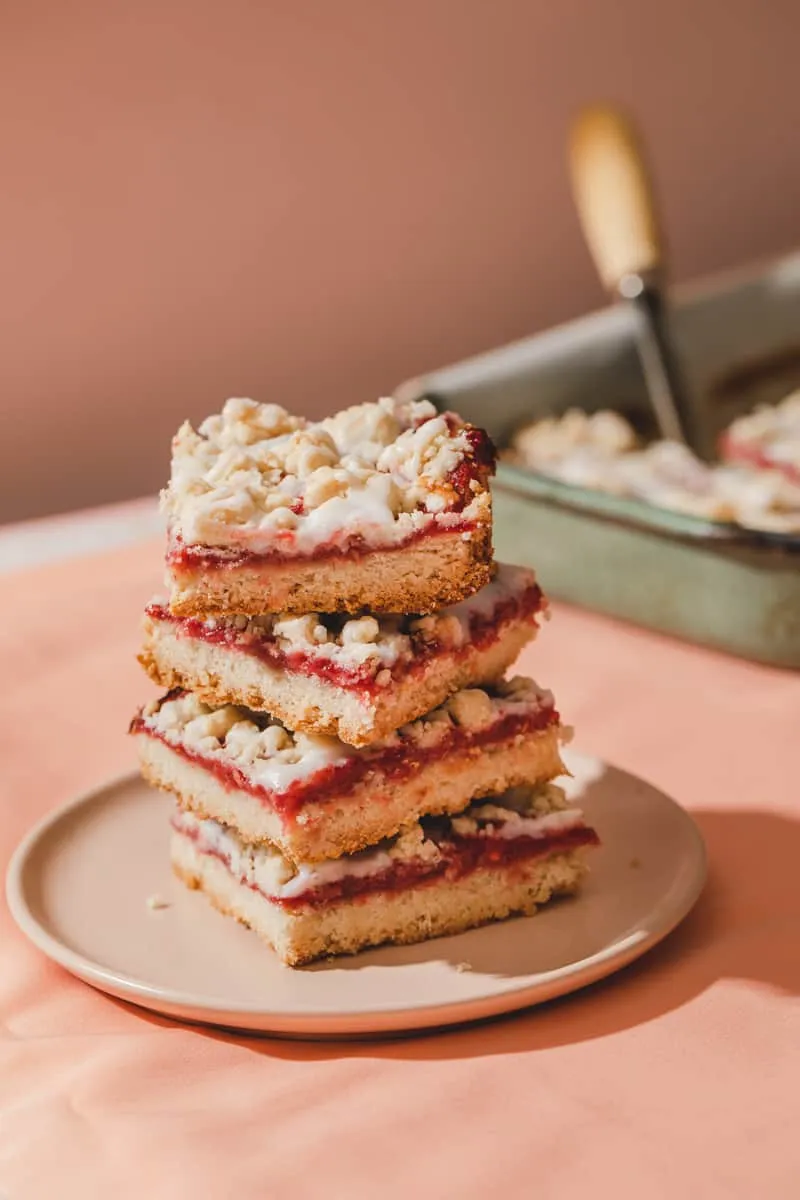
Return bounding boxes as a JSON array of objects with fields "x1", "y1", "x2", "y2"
[{"x1": 395, "y1": 253, "x2": 800, "y2": 667}]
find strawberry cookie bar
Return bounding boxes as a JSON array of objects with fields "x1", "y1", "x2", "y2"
[
  {"x1": 170, "y1": 783, "x2": 598, "y2": 965},
  {"x1": 131, "y1": 678, "x2": 568, "y2": 864},
  {"x1": 139, "y1": 563, "x2": 545, "y2": 746},
  {"x1": 162, "y1": 395, "x2": 496, "y2": 616}
]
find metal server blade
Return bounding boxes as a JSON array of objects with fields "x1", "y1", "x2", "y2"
[{"x1": 621, "y1": 270, "x2": 703, "y2": 450}]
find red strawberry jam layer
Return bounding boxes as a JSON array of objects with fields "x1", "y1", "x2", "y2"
[
  {"x1": 167, "y1": 515, "x2": 483, "y2": 571},
  {"x1": 446, "y1": 426, "x2": 497, "y2": 510},
  {"x1": 145, "y1": 580, "x2": 544, "y2": 696},
  {"x1": 719, "y1": 431, "x2": 800, "y2": 485},
  {"x1": 174, "y1": 818, "x2": 598, "y2": 911},
  {"x1": 132, "y1": 694, "x2": 559, "y2": 821}
]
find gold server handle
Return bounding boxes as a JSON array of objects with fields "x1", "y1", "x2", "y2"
[{"x1": 569, "y1": 104, "x2": 663, "y2": 292}]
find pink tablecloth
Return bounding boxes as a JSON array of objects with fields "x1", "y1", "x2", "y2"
[{"x1": 1, "y1": 540, "x2": 799, "y2": 1198}]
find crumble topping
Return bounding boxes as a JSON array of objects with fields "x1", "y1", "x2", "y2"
[
  {"x1": 171, "y1": 780, "x2": 583, "y2": 900},
  {"x1": 149, "y1": 562, "x2": 540, "y2": 678},
  {"x1": 139, "y1": 676, "x2": 555, "y2": 794},
  {"x1": 723, "y1": 391, "x2": 800, "y2": 475},
  {"x1": 511, "y1": 409, "x2": 638, "y2": 465},
  {"x1": 446, "y1": 688, "x2": 496, "y2": 729},
  {"x1": 506, "y1": 406, "x2": 800, "y2": 532},
  {"x1": 448, "y1": 782, "x2": 575, "y2": 836},
  {"x1": 162, "y1": 396, "x2": 494, "y2": 554}
]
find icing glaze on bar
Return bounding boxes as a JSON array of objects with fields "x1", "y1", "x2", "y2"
[{"x1": 163, "y1": 396, "x2": 495, "y2": 558}]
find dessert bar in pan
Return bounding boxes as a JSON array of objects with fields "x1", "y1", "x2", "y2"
[{"x1": 720, "y1": 391, "x2": 800, "y2": 484}]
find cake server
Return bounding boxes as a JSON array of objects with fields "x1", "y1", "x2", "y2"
[{"x1": 569, "y1": 104, "x2": 704, "y2": 455}]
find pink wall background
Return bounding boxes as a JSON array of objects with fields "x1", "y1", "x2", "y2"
[{"x1": 3, "y1": 0, "x2": 798, "y2": 521}]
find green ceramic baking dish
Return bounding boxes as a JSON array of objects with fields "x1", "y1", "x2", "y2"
[{"x1": 395, "y1": 254, "x2": 800, "y2": 667}]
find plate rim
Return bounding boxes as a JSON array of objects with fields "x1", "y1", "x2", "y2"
[{"x1": 5, "y1": 764, "x2": 708, "y2": 1037}]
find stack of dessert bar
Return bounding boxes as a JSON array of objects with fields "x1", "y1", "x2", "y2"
[{"x1": 130, "y1": 396, "x2": 598, "y2": 965}]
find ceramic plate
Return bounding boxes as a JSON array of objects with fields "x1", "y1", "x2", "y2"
[{"x1": 5, "y1": 751, "x2": 706, "y2": 1038}]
